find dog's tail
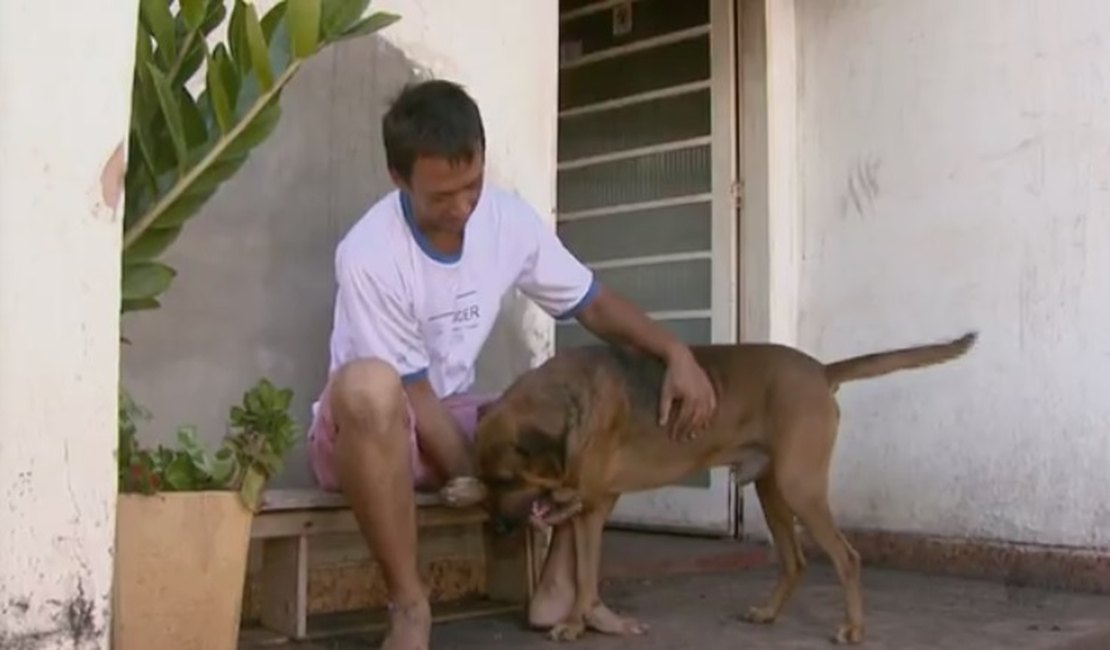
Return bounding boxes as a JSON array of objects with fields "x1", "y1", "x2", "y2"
[{"x1": 824, "y1": 331, "x2": 977, "y2": 390}]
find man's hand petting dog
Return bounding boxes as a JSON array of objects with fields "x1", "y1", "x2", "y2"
[{"x1": 660, "y1": 344, "x2": 717, "y2": 442}]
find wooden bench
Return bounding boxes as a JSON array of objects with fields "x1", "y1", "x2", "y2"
[{"x1": 245, "y1": 488, "x2": 548, "y2": 641}]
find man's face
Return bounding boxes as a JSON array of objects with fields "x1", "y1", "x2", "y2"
[{"x1": 394, "y1": 149, "x2": 485, "y2": 236}]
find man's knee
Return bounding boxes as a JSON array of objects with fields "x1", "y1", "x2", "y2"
[{"x1": 330, "y1": 358, "x2": 406, "y2": 434}]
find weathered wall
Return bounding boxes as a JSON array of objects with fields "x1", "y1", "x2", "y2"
[
  {"x1": 120, "y1": 0, "x2": 559, "y2": 488},
  {"x1": 0, "y1": 0, "x2": 136, "y2": 646},
  {"x1": 790, "y1": 0, "x2": 1110, "y2": 548}
]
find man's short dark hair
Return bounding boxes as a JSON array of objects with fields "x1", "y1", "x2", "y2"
[{"x1": 382, "y1": 79, "x2": 486, "y2": 183}]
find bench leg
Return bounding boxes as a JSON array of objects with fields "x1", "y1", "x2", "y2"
[{"x1": 258, "y1": 535, "x2": 308, "y2": 639}]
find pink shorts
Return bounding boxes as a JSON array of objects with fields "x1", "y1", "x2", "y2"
[{"x1": 307, "y1": 382, "x2": 496, "y2": 492}]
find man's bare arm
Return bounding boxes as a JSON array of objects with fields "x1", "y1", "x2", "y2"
[
  {"x1": 574, "y1": 283, "x2": 717, "y2": 439},
  {"x1": 403, "y1": 378, "x2": 472, "y2": 480},
  {"x1": 575, "y1": 284, "x2": 687, "y2": 362}
]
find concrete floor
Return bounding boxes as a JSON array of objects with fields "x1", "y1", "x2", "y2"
[{"x1": 267, "y1": 564, "x2": 1110, "y2": 649}]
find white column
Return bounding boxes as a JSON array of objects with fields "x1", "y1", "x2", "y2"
[
  {"x1": 0, "y1": 0, "x2": 137, "y2": 646},
  {"x1": 738, "y1": 0, "x2": 800, "y2": 541}
]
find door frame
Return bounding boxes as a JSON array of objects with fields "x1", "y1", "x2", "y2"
[{"x1": 734, "y1": 0, "x2": 801, "y2": 540}]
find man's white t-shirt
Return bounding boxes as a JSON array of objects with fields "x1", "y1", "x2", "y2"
[{"x1": 320, "y1": 182, "x2": 596, "y2": 407}]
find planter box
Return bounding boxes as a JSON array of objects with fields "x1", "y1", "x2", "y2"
[{"x1": 113, "y1": 491, "x2": 253, "y2": 650}]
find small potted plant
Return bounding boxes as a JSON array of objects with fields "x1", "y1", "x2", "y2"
[{"x1": 112, "y1": 380, "x2": 298, "y2": 649}]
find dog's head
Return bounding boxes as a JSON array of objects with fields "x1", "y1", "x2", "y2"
[{"x1": 473, "y1": 396, "x2": 568, "y2": 523}]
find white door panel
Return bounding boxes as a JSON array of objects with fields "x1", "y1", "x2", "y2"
[{"x1": 554, "y1": 0, "x2": 738, "y2": 535}]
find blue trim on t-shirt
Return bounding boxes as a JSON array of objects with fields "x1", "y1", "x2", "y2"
[
  {"x1": 555, "y1": 276, "x2": 600, "y2": 321},
  {"x1": 400, "y1": 367, "x2": 429, "y2": 385},
  {"x1": 400, "y1": 192, "x2": 462, "y2": 265}
]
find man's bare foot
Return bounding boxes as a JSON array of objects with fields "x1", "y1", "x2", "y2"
[
  {"x1": 586, "y1": 602, "x2": 649, "y2": 635},
  {"x1": 528, "y1": 580, "x2": 575, "y2": 629},
  {"x1": 381, "y1": 599, "x2": 431, "y2": 650},
  {"x1": 438, "y1": 476, "x2": 486, "y2": 508}
]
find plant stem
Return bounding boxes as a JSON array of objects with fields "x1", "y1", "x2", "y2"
[
  {"x1": 123, "y1": 61, "x2": 302, "y2": 250},
  {"x1": 167, "y1": 29, "x2": 199, "y2": 85}
]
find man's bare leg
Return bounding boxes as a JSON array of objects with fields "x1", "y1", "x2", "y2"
[
  {"x1": 331, "y1": 359, "x2": 429, "y2": 650},
  {"x1": 528, "y1": 524, "x2": 576, "y2": 628}
]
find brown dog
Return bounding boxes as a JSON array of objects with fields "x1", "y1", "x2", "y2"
[{"x1": 473, "y1": 331, "x2": 978, "y2": 644}]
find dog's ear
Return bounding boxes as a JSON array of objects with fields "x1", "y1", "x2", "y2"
[{"x1": 515, "y1": 428, "x2": 565, "y2": 471}]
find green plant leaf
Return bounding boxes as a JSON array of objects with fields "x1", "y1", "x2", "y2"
[
  {"x1": 152, "y1": 186, "x2": 220, "y2": 227},
  {"x1": 121, "y1": 298, "x2": 161, "y2": 314},
  {"x1": 265, "y1": 19, "x2": 294, "y2": 80},
  {"x1": 172, "y1": 38, "x2": 208, "y2": 86},
  {"x1": 261, "y1": 2, "x2": 288, "y2": 39},
  {"x1": 122, "y1": 0, "x2": 402, "y2": 313},
  {"x1": 213, "y1": 43, "x2": 241, "y2": 118},
  {"x1": 139, "y1": 0, "x2": 177, "y2": 65},
  {"x1": 338, "y1": 11, "x2": 401, "y2": 40},
  {"x1": 320, "y1": 0, "x2": 369, "y2": 39},
  {"x1": 164, "y1": 453, "x2": 195, "y2": 490},
  {"x1": 133, "y1": 22, "x2": 155, "y2": 101},
  {"x1": 205, "y1": 46, "x2": 234, "y2": 133},
  {"x1": 209, "y1": 454, "x2": 237, "y2": 487},
  {"x1": 122, "y1": 78, "x2": 288, "y2": 251},
  {"x1": 180, "y1": 0, "x2": 208, "y2": 31},
  {"x1": 176, "y1": 425, "x2": 203, "y2": 456},
  {"x1": 287, "y1": 0, "x2": 322, "y2": 58},
  {"x1": 124, "y1": 225, "x2": 182, "y2": 262},
  {"x1": 243, "y1": 2, "x2": 274, "y2": 90},
  {"x1": 228, "y1": 0, "x2": 250, "y2": 73},
  {"x1": 202, "y1": 0, "x2": 228, "y2": 34},
  {"x1": 246, "y1": 387, "x2": 264, "y2": 413},
  {"x1": 226, "y1": 95, "x2": 282, "y2": 156},
  {"x1": 122, "y1": 261, "x2": 176, "y2": 301},
  {"x1": 146, "y1": 63, "x2": 188, "y2": 173},
  {"x1": 178, "y1": 87, "x2": 209, "y2": 149},
  {"x1": 129, "y1": 121, "x2": 163, "y2": 192},
  {"x1": 247, "y1": 5, "x2": 292, "y2": 89}
]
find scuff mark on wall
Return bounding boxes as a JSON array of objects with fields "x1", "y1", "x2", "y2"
[
  {"x1": 840, "y1": 155, "x2": 882, "y2": 220},
  {"x1": 0, "y1": 580, "x2": 104, "y2": 650}
]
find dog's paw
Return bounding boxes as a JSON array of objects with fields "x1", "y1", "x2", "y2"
[
  {"x1": 832, "y1": 622, "x2": 864, "y2": 644},
  {"x1": 744, "y1": 606, "x2": 777, "y2": 625},
  {"x1": 547, "y1": 620, "x2": 586, "y2": 642}
]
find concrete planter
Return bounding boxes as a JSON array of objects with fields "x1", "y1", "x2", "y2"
[{"x1": 113, "y1": 491, "x2": 253, "y2": 650}]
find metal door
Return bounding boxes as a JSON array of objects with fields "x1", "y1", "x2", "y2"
[{"x1": 555, "y1": 0, "x2": 738, "y2": 535}]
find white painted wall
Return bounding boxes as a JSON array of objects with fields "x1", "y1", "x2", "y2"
[
  {"x1": 789, "y1": 0, "x2": 1110, "y2": 548},
  {"x1": 120, "y1": 0, "x2": 560, "y2": 487},
  {"x1": 0, "y1": 0, "x2": 136, "y2": 646}
]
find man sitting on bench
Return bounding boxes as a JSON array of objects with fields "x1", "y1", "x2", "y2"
[{"x1": 305, "y1": 78, "x2": 717, "y2": 650}]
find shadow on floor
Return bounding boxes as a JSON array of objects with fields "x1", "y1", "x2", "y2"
[{"x1": 247, "y1": 560, "x2": 1110, "y2": 649}]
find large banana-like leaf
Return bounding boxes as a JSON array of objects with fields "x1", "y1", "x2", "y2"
[{"x1": 122, "y1": 0, "x2": 400, "y2": 315}]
